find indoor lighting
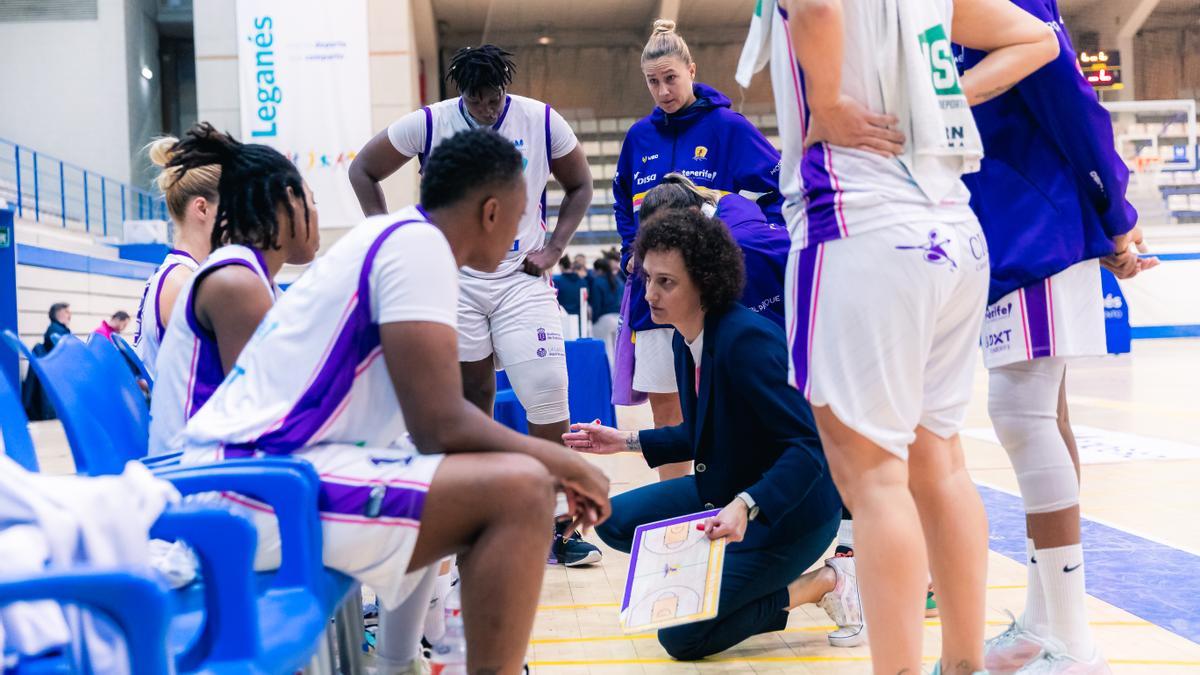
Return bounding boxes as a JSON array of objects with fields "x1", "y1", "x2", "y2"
[
  {"x1": 141, "y1": 66, "x2": 154, "y2": 81},
  {"x1": 537, "y1": 35, "x2": 553, "y2": 45}
]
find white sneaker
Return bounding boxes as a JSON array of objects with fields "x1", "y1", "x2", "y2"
[
  {"x1": 817, "y1": 556, "x2": 866, "y2": 647},
  {"x1": 985, "y1": 611, "x2": 1051, "y2": 674},
  {"x1": 1015, "y1": 640, "x2": 1112, "y2": 674}
]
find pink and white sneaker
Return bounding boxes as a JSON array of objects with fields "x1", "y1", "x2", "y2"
[
  {"x1": 817, "y1": 556, "x2": 866, "y2": 647},
  {"x1": 1015, "y1": 638, "x2": 1112, "y2": 674},
  {"x1": 985, "y1": 611, "x2": 1049, "y2": 674}
]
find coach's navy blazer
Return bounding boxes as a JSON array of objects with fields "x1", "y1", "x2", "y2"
[{"x1": 639, "y1": 303, "x2": 841, "y2": 534}]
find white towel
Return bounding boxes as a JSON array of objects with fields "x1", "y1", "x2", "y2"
[
  {"x1": 881, "y1": 0, "x2": 984, "y2": 202},
  {"x1": 0, "y1": 457, "x2": 179, "y2": 673},
  {"x1": 736, "y1": 0, "x2": 776, "y2": 89}
]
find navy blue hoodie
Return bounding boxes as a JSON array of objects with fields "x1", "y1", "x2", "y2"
[{"x1": 614, "y1": 82, "x2": 783, "y2": 330}]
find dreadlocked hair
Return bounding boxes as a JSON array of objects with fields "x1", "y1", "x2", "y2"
[
  {"x1": 446, "y1": 45, "x2": 515, "y2": 96},
  {"x1": 165, "y1": 122, "x2": 308, "y2": 252}
]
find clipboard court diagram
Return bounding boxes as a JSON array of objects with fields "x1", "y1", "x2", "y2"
[{"x1": 619, "y1": 509, "x2": 726, "y2": 633}]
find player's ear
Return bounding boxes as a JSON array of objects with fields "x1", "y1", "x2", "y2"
[{"x1": 479, "y1": 195, "x2": 500, "y2": 233}]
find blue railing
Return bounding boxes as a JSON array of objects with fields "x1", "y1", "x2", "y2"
[{"x1": 0, "y1": 137, "x2": 166, "y2": 240}]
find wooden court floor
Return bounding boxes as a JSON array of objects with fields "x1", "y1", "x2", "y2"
[
  {"x1": 24, "y1": 340, "x2": 1200, "y2": 674},
  {"x1": 530, "y1": 339, "x2": 1200, "y2": 674}
]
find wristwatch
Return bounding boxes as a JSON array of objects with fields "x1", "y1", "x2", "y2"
[{"x1": 735, "y1": 491, "x2": 760, "y2": 521}]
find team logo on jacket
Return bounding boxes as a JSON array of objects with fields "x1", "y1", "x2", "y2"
[
  {"x1": 896, "y1": 229, "x2": 957, "y2": 270},
  {"x1": 693, "y1": 146, "x2": 708, "y2": 161},
  {"x1": 537, "y1": 328, "x2": 547, "y2": 341}
]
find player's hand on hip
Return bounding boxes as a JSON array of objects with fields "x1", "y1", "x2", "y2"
[
  {"x1": 806, "y1": 95, "x2": 905, "y2": 158},
  {"x1": 563, "y1": 422, "x2": 626, "y2": 454},
  {"x1": 523, "y1": 245, "x2": 562, "y2": 277},
  {"x1": 701, "y1": 500, "x2": 749, "y2": 543}
]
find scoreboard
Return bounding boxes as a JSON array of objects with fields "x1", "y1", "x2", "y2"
[{"x1": 1078, "y1": 50, "x2": 1123, "y2": 91}]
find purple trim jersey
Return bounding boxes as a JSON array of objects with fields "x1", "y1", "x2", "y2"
[
  {"x1": 148, "y1": 245, "x2": 275, "y2": 454},
  {"x1": 174, "y1": 206, "x2": 460, "y2": 457},
  {"x1": 132, "y1": 249, "x2": 200, "y2": 380}
]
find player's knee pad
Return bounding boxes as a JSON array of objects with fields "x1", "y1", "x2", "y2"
[
  {"x1": 988, "y1": 360, "x2": 1079, "y2": 514},
  {"x1": 505, "y1": 357, "x2": 569, "y2": 425}
]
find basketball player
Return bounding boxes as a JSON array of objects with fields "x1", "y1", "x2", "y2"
[
  {"x1": 742, "y1": 0, "x2": 1058, "y2": 672},
  {"x1": 174, "y1": 129, "x2": 610, "y2": 675},
  {"x1": 132, "y1": 136, "x2": 221, "y2": 379},
  {"x1": 958, "y1": 2, "x2": 1156, "y2": 671},
  {"x1": 148, "y1": 123, "x2": 319, "y2": 455},
  {"x1": 350, "y1": 45, "x2": 600, "y2": 565}
]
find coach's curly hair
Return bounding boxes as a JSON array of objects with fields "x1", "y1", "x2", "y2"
[
  {"x1": 165, "y1": 122, "x2": 307, "y2": 251},
  {"x1": 446, "y1": 45, "x2": 515, "y2": 96},
  {"x1": 634, "y1": 208, "x2": 745, "y2": 312}
]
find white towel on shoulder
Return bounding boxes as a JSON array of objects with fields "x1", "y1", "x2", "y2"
[
  {"x1": 736, "y1": 0, "x2": 776, "y2": 89},
  {"x1": 881, "y1": 0, "x2": 983, "y2": 202}
]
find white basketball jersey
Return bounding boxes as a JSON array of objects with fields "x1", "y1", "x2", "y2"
[
  {"x1": 148, "y1": 245, "x2": 275, "y2": 455},
  {"x1": 133, "y1": 250, "x2": 200, "y2": 381},
  {"x1": 769, "y1": 0, "x2": 974, "y2": 250},
  {"x1": 420, "y1": 95, "x2": 556, "y2": 278},
  {"x1": 174, "y1": 206, "x2": 460, "y2": 458}
]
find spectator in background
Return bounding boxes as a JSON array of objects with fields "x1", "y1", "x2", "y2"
[
  {"x1": 42, "y1": 303, "x2": 71, "y2": 351},
  {"x1": 93, "y1": 311, "x2": 131, "y2": 342},
  {"x1": 589, "y1": 258, "x2": 624, "y2": 369},
  {"x1": 555, "y1": 254, "x2": 589, "y2": 318}
]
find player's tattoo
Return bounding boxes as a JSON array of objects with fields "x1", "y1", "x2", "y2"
[
  {"x1": 626, "y1": 431, "x2": 642, "y2": 453},
  {"x1": 954, "y1": 660, "x2": 974, "y2": 674},
  {"x1": 971, "y1": 81, "x2": 1018, "y2": 105}
]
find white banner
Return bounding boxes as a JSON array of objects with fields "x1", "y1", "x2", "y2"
[{"x1": 235, "y1": 0, "x2": 372, "y2": 229}]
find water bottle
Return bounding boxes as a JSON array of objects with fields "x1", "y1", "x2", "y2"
[{"x1": 430, "y1": 585, "x2": 466, "y2": 675}]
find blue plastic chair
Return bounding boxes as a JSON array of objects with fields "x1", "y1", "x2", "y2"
[
  {"x1": 2, "y1": 329, "x2": 361, "y2": 668},
  {"x1": 0, "y1": 365, "x2": 38, "y2": 471},
  {"x1": 0, "y1": 570, "x2": 172, "y2": 675},
  {"x1": 111, "y1": 334, "x2": 154, "y2": 392},
  {"x1": 2, "y1": 331, "x2": 146, "y2": 475}
]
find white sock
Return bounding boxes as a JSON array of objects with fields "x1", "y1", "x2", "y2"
[
  {"x1": 837, "y1": 519, "x2": 854, "y2": 550},
  {"x1": 1021, "y1": 538, "x2": 1049, "y2": 635},
  {"x1": 377, "y1": 566, "x2": 438, "y2": 662},
  {"x1": 1035, "y1": 543, "x2": 1095, "y2": 659},
  {"x1": 424, "y1": 564, "x2": 453, "y2": 644}
]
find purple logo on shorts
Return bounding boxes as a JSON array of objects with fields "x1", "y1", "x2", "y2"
[
  {"x1": 537, "y1": 347, "x2": 547, "y2": 358},
  {"x1": 896, "y1": 229, "x2": 957, "y2": 270},
  {"x1": 537, "y1": 328, "x2": 547, "y2": 341}
]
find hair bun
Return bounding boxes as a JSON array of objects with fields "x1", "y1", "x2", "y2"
[
  {"x1": 147, "y1": 136, "x2": 179, "y2": 167},
  {"x1": 652, "y1": 19, "x2": 676, "y2": 35}
]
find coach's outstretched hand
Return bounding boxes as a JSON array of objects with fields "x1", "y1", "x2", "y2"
[{"x1": 563, "y1": 422, "x2": 630, "y2": 455}]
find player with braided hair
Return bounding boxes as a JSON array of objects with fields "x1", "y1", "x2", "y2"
[
  {"x1": 148, "y1": 122, "x2": 320, "y2": 455},
  {"x1": 351, "y1": 44, "x2": 602, "y2": 566}
]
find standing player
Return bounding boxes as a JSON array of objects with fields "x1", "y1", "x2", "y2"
[
  {"x1": 616, "y1": 21, "x2": 785, "y2": 482},
  {"x1": 148, "y1": 124, "x2": 319, "y2": 455},
  {"x1": 350, "y1": 45, "x2": 599, "y2": 565},
  {"x1": 957, "y1": 2, "x2": 1156, "y2": 671},
  {"x1": 133, "y1": 136, "x2": 220, "y2": 379},
  {"x1": 740, "y1": 0, "x2": 1057, "y2": 672},
  {"x1": 175, "y1": 129, "x2": 610, "y2": 675}
]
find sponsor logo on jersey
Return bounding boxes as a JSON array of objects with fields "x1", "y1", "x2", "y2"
[
  {"x1": 635, "y1": 171, "x2": 658, "y2": 186},
  {"x1": 369, "y1": 455, "x2": 415, "y2": 466},
  {"x1": 693, "y1": 146, "x2": 708, "y2": 161},
  {"x1": 679, "y1": 168, "x2": 717, "y2": 182},
  {"x1": 537, "y1": 328, "x2": 547, "y2": 341},
  {"x1": 896, "y1": 229, "x2": 957, "y2": 270},
  {"x1": 985, "y1": 329, "x2": 1012, "y2": 348},
  {"x1": 918, "y1": 24, "x2": 963, "y2": 96},
  {"x1": 642, "y1": 153, "x2": 659, "y2": 163},
  {"x1": 986, "y1": 302, "x2": 1013, "y2": 321},
  {"x1": 537, "y1": 347, "x2": 547, "y2": 358}
]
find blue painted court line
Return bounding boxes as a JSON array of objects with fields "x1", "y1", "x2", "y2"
[
  {"x1": 1132, "y1": 325, "x2": 1200, "y2": 339},
  {"x1": 979, "y1": 484, "x2": 1200, "y2": 645}
]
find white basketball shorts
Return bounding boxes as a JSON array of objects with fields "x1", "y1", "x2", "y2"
[
  {"x1": 786, "y1": 220, "x2": 990, "y2": 459},
  {"x1": 183, "y1": 440, "x2": 444, "y2": 609},
  {"x1": 982, "y1": 258, "x2": 1105, "y2": 369}
]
